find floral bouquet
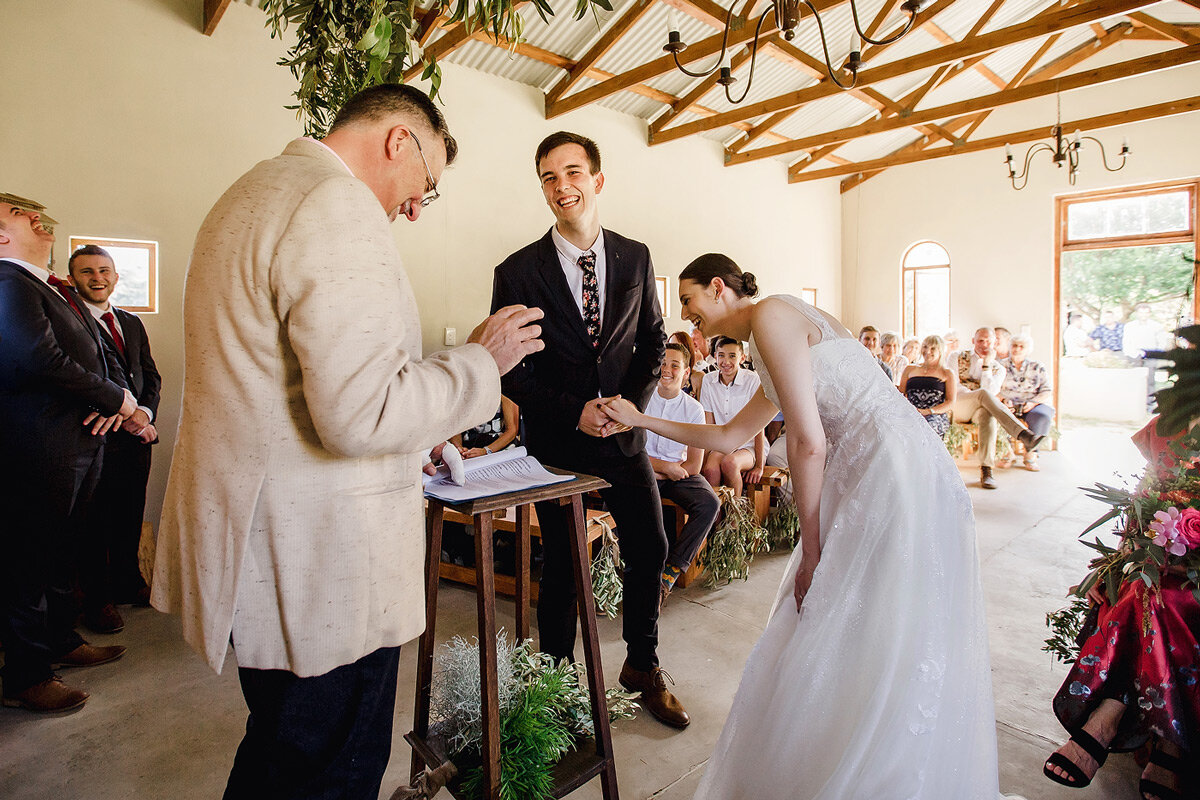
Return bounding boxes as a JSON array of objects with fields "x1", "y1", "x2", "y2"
[{"x1": 1045, "y1": 427, "x2": 1200, "y2": 663}]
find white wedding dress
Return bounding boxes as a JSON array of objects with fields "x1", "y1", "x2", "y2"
[{"x1": 693, "y1": 295, "x2": 1001, "y2": 799}]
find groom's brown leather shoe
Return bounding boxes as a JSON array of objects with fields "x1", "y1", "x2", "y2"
[
  {"x1": 2, "y1": 676, "x2": 89, "y2": 713},
  {"x1": 619, "y1": 661, "x2": 690, "y2": 728},
  {"x1": 54, "y1": 643, "x2": 126, "y2": 669}
]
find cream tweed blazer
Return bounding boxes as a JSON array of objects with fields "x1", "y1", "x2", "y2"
[{"x1": 153, "y1": 138, "x2": 499, "y2": 677}]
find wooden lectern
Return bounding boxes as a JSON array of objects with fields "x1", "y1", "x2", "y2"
[{"x1": 407, "y1": 469, "x2": 619, "y2": 800}]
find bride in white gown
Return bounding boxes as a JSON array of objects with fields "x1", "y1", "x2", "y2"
[{"x1": 602, "y1": 254, "x2": 1003, "y2": 799}]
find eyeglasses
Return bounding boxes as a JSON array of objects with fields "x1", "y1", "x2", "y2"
[{"x1": 409, "y1": 130, "x2": 440, "y2": 208}]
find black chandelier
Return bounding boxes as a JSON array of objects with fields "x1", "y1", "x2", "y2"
[
  {"x1": 663, "y1": 0, "x2": 923, "y2": 104},
  {"x1": 1004, "y1": 98, "x2": 1131, "y2": 190}
]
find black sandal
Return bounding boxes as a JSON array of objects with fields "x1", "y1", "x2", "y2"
[
  {"x1": 1139, "y1": 748, "x2": 1191, "y2": 800},
  {"x1": 1043, "y1": 727, "x2": 1109, "y2": 788}
]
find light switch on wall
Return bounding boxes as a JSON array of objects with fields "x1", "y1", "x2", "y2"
[{"x1": 444, "y1": 327, "x2": 456, "y2": 346}]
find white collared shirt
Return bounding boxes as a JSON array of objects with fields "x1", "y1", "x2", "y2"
[
  {"x1": 644, "y1": 387, "x2": 705, "y2": 463},
  {"x1": 550, "y1": 226, "x2": 606, "y2": 326},
  {"x1": 701, "y1": 367, "x2": 761, "y2": 450},
  {"x1": 7, "y1": 257, "x2": 53, "y2": 286}
]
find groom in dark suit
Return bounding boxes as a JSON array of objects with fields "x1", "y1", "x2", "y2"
[
  {"x1": 68, "y1": 245, "x2": 162, "y2": 633},
  {"x1": 492, "y1": 132, "x2": 687, "y2": 728},
  {"x1": 0, "y1": 199, "x2": 135, "y2": 713}
]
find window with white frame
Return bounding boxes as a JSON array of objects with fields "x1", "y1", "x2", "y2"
[{"x1": 902, "y1": 241, "x2": 950, "y2": 340}]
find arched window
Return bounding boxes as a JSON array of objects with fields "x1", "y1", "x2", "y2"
[{"x1": 902, "y1": 241, "x2": 950, "y2": 339}]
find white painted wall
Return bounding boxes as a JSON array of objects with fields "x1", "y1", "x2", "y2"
[
  {"x1": 2, "y1": 0, "x2": 841, "y2": 526},
  {"x1": 841, "y1": 43, "x2": 1200, "y2": 365}
]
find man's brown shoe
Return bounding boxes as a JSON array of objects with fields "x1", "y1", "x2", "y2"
[
  {"x1": 2, "y1": 676, "x2": 88, "y2": 713},
  {"x1": 55, "y1": 643, "x2": 126, "y2": 669},
  {"x1": 84, "y1": 603, "x2": 124, "y2": 634},
  {"x1": 619, "y1": 661, "x2": 690, "y2": 728}
]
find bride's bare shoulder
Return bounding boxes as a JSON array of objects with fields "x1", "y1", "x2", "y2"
[{"x1": 751, "y1": 297, "x2": 819, "y2": 342}]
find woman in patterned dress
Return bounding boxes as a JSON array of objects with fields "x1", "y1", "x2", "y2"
[{"x1": 900, "y1": 334, "x2": 956, "y2": 438}]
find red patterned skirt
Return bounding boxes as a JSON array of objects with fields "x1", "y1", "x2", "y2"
[{"x1": 1052, "y1": 576, "x2": 1200, "y2": 753}]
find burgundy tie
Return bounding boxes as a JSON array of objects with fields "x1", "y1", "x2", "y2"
[
  {"x1": 47, "y1": 274, "x2": 86, "y2": 322},
  {"x1": 102, "y1": 311, "x2": 127, "y2": 358}
]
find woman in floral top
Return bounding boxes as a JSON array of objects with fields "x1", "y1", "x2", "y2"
[{"x1": 1000, "y1": 334, "x2": 1054, "y2": 471}]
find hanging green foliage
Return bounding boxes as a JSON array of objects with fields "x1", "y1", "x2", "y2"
[
  {"x1": 589, "y1": 518, "x2": 623, "y2": 619},
  {"x1": 259, "y1": 0, "x2": 613, "y2": 136},
  {"x1": 765, "y1": 501, "x2": 799, "y2": 552},
  {"x1": 702, "y1": 488, "x2": 769, "y2": 588}
]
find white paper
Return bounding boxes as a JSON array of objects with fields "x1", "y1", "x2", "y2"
[{"x1": 422, "y1": 447, "x2": 574, "y2": 502}]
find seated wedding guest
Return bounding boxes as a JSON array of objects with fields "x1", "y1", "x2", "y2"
[
  {"x1": 880, "y1": 331, "x2": 907, "y2": 387},
  {"x1": 952, "y1": 327, "x2": 1043, "y2": 489},
  {"x1": 1090, "y1": 310, "x2": 1125, "y2": 353},
  {"x1": 645, "y1": 343, "x2": 720, "y2": 600},
  {"x1": 994, "y1": 326, "x2": 1012, "y2": 360},
  {"x1": 1044, "y1": 417, "x2": 1197, "y2": 798},
  {"x1": 858, "y1": 325, "x2": 894, "y2": 382},
  {"x1": 690, "y1": 326, "x2": 714, "y2": 375},
  {"x1": 899, "y1": 335, "x2": 956, "y2": 439},
  {"x1": 1000, "y1": 334, "x2": 1053, "y2": 472},
  {"x1": 901, "y1": 337, "x2": 920, "y2": 367},
  {"x1": 454, "y1": 395, "x2": 520, "y2": 458},
  {"x1": 700, "y1": 336, "x2": 765, "y2": 497},
  {"x1": 669, "y1": 330, "x2": 700, "y2": 398},
  {"x1": 1063, "y1": 311, "x2": 1096, "y2": 357},
  {"x1": 942, "y1": 329, "x2": 960, "y2": 367}
]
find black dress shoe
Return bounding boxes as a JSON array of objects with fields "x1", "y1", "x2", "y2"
[
  {"x1": 980, "y1": 467, "x2": 997, "y2": 490},
  {"x1": 619, "y1": 661, "x2": 690, "y2": 728},
  {"x1": 1017, "y1": 429, "x2": 1044, "y2": 452}
]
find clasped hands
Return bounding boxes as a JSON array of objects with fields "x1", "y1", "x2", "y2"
[
  {"x1": 580, "y1": 396, "x2": 642, "y2": 438},
  {"x1": 82, "y1": 388, "x2": 153, "y2": 439}
]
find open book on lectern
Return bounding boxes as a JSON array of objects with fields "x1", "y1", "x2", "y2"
[{"x1": 422, "y1": 446, "x2": 574, "y2": 503}]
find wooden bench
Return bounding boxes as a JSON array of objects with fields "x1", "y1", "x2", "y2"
[{"x1": 437, "y1": 504, "x2": 614, "y2": 602}]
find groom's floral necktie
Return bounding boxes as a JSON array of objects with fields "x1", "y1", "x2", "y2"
[{"x1": 578, "y1": 252, "x2": 600, "y2": 350}]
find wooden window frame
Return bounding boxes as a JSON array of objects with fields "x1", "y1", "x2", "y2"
[
  {"x1": 655, "y1": 275, "x2": 669, "y2": 318},
  {"x1": 901, "y1": 241, "x2": 951, "y2": 340},
  {"x1": 67, "y1": 236, "x2": 158, "y2": 314},
  {"x1": 801, "y1": 288, "x2": 818, "y2": 306},
  {"x1": 1053, "y1": 177, "x2": 1200, "y2": 425}
]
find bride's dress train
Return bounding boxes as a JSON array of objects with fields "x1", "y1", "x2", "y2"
[{"x1": 693, "y1": 295, "x2": 1001, "y2": 800}]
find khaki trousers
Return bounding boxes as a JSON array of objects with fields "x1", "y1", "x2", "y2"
[{"x1": 952, "y1": 389, "x2": 1027, "y2": 468}]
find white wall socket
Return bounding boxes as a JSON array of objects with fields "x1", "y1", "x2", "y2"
[{"x1": 444, "y1": 327, "x2": 456, "y2": 346}]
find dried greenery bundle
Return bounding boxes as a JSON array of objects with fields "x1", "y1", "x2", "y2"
[
  {"x1": 589, "y1": 518, "x2": 623, "y2": 619},
  {"x1": 702, "y1": 487, "x2": 769, "y2": 587},
  {"x1": 432, "y1": 635, "x2": 637, "y2": 800},
  {"x1": 765, "y1": 502, "x2": 799, "y2": 551}
]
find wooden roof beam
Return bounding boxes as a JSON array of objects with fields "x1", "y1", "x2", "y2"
[
  {"x1": 924, "y1": 21, "x2": 1005, "y2": 88},
  {"x1": 545, "y1": 0, "x2": 656, "y2": 106},
  {"x1": 203, "y1": 0, "x2": 232, "y2": 36},
  {"x1": 545, "y1": 0, "x2": 847, "y2": 119},
  {"x1": 1128, "y1": 11, "x2": 1200, "y2": 46},
  {"x1": 797, "y1": 95, "x2": 1200, "y2": 184},
  {"x1": 728, "y1": 44, "x2": 1200, "y2": 165},
  {"x1": 649, "y1": 0, "x2": 1158, "y2": 144}
]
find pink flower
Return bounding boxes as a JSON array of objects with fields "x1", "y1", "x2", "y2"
[
  {"x1": 1150, "y1": 507, "x2": 1189, "y2": 557},
  {"x1": 1177, "y1": 507, "x2": 1200, "y2": 551}
]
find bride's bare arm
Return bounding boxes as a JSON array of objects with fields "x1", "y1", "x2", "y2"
[
  {"x1": 749, "y1": 299, "x2": 826, "y2": 610},
  {"x1": 603, "y1": 391, "x2": 779, "y2": 454}
]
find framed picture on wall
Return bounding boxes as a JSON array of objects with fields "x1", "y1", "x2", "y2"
[
  {"x1": 801, "y1": 288, "x2": 817, "y2": 306},
  {"x1": 68, "y1": 236, "x2": 158, "y2": 313},
  {"x1": 655, "y1": 275, "x2": 670, "y2": 317}
]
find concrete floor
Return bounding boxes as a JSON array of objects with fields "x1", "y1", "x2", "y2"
[{"x1": 0, "y1": 427, "x2": 1153, "y2": 799}]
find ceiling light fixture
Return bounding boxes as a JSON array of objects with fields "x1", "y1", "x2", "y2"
[
  {"x1": 663, "y1": 0, "x2": 923, "y2": 104},
  {"x1": 1004, "y1": 96, "x2": 1130, "y2": 190}
]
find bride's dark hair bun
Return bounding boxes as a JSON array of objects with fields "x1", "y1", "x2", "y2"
[{"x1": 679, "y1": 253, "x2": 760, "y2": 299}]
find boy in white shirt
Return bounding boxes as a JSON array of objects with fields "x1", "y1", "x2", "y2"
[
  {"x1": 700, "y1": 337, "x2": 766, "y2": 497},
  {"x1": 645, "y1": 343, "x2": 720, "y2": 597}
]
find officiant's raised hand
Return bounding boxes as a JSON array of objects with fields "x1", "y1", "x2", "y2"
[{"x1": 469, "y1": 304, "x2": 545, "y2": 376}]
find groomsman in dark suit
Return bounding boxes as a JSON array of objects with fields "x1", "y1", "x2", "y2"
[
  {"x1": 68, "y1": 245, "x2": 161, "y2": 633},
  {"x1": 0, "y1": 199, "x2": 135, "y2": 713},
  {"x1": 492, "y1": 132, "x2": 687, "y2": 728}
]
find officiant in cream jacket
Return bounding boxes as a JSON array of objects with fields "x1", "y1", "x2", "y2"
[{"x1": 152, "y1": 85, "x2": 543, "y2": 796}]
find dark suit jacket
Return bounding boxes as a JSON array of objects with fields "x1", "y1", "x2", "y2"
[
  {"x1": 99, "y1": 307, "x2": 162, "y2": 445},
  {"x1": 492, "y1": 228, "x2": 666, "y2": 461},
  {"x1": 0, "y1": 258, "x2": 127, "y2": 470}
]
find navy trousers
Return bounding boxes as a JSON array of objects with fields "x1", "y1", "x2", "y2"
[{"x1": 224, "y1": 645, "x2": 402, "y2": 800}]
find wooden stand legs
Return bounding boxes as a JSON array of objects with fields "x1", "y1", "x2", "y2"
[{"x1": 410, "y1": 491, "x2": 618, "y2": 800}]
